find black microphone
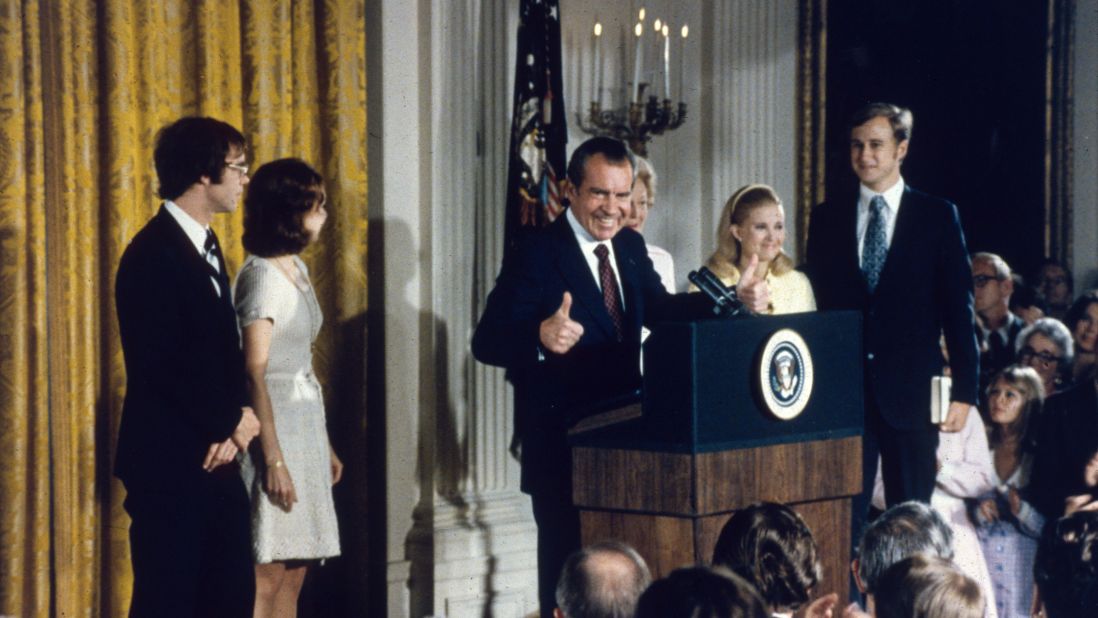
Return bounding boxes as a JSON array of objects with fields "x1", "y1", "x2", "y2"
[{"x1": 687, "y1": 266, "x2": 752, "y2": 318}]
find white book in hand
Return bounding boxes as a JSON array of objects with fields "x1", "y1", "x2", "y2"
[{"x1": 931, "y1": 375, "x2": 952, "y2": 425}]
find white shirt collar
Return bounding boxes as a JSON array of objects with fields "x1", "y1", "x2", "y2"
[
  {"x1": 163, "y1": 200, "x2": 210, "y2": 257},
  {"x1": 858, "y1": 175, "x2": 905, "y2": 213},
  {"x1": 564, "y1": 208, "x2": 625, "y2": 305},
  {"x1": 566, "y1": 207, "x2": 615, "y2": 257}
]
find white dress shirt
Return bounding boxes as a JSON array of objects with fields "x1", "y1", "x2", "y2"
[
  {"x1": 856, "y1": 176, "x2": 906, "y2": 264},
  {"x1": 565, "y1": 208, "x2": 626, "y2": 310},
  {"x1": 163, "y1": 200, "x2": 222, "y2": 296}
]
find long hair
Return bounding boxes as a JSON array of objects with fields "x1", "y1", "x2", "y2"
[
  {"x1": 705, "y1": 184, "x2": 792, "y2": 284},
  {"x1": 985, "y1": 364, "x2": 1044, "y2": 452}
]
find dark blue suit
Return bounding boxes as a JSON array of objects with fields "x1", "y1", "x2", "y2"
[
  {"x1": 472, "y1": 213, "x2": 706, "y2": 614},
  {"x1": 805, "y1": 186, "x2": 978, "y2": 509},
  {"x1": 115, "y1": 206, "x2": 254, "y2": 617},
  {"x1": 1030, "y1": 381, "x2": 1098, "y2": 519}
]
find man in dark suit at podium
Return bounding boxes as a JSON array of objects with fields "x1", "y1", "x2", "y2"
[
  {"x1": 805, "y1": 103, "x2": 979, "y2": 516},
  {"x1": 115, "y1": 117, "x2": 261, "y2": 616},
  {"x1": 472, "y1": 137, "x2": 709, "y2": 617}
]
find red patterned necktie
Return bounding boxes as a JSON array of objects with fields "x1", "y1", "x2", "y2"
[{"x1": 594, "y1": 244, "x2": 624, "y2": 341}]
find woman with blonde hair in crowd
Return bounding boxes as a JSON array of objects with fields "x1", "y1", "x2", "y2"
[
  {"x1": 973, "y1": 365, "x2": 1045, "y2": 618},
  {"x1": 702, "y1": 184, "x2": 814, "y2": 314},
  {"x1": 625, "y1": 155, "x2": 675, "y2": 292}
]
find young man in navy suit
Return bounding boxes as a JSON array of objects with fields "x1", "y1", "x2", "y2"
[
  {"x1": 805, "y1": 103, "x2": 979, "y2": 517},
  {"x1": 472, "y1": 137, "x2": 709, "y2": 617},
  {"x1": 115, "y1": 117, "x2": 261, "y2": 617}
]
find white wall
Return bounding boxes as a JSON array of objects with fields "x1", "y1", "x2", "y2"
[
  {"x1": 560, "y1": 0, "x2": 799, "y2": 291},
  {"x1": 1074, "y1": 0, "x2": 1098, "y2": 290}
]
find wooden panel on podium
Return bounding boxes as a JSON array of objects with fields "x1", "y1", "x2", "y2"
[{"x1": 571, "y1": 312, "x2": 864, "y2": 607}]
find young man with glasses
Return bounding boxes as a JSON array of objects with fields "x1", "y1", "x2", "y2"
[{"x1": 115, "y1": 116, "x2": 260, "y2": 616}]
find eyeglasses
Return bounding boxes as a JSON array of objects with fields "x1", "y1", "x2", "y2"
[
  {"x1": 1041, "y1": 276, "x2": 1068, "y2": 286},
  {"x1": 225, "y1": 162, "x2": 250, "y2": 176},
  {"x1": 1018, "y1": 346, "x2": 1062, "y2": 367},
  {"x1": 972, "y1": 274, "x2": 1001, "y2": 287}
]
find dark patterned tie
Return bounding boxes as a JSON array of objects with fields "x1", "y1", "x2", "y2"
[
  {"x1": 862, "y1": 195, "x2": 888, "y2": 292},
  {"x1": 203, "y1": 229, "x2": 229, "y2": 297},
  {"x1": 594, "y1": 244, "x2": 624, "y2": 341}
]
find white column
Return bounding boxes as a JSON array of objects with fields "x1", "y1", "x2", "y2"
[
  {"x1": 700, "y1": 0, "x2": 798, "y2": 264},
  {"x1": 376, "y1": 0, "x2": 425, "y2": 615},
  {"x1": 402, "y1": 0, "x2": 540, "y2": 616}
]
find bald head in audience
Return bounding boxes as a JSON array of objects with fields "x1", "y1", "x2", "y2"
[{"x1": 554, "y1": 541, "x2": 651, "y2": 618}]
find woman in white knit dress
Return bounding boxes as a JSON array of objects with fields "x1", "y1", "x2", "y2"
[{"x1": 234, "y1": 158, "x2": 342, "y2": 617}]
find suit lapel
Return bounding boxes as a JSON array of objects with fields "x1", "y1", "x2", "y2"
[
  {"x1": 613, "y1": 234, "x2": 644, "y2": 336},
  {"x1": 155, "y1": 206, "x2": 230, "y2": 306},
  {"x1": 835, "y1": 199, "x2": 869, "y2": 295},
  {"x1": 873, "y1": 187, "x2": 915, "y2": 296},
  {"x1": 551, "y1": 217, "x2": 619, "y2": 339}
]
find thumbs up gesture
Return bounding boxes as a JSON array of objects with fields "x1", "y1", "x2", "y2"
[
  {"x1": 540, "y1": 292, "x2": 585, "y2": 354},
  {"x1": 736, "y1": 254, "x2": 771, "y2": 313}
]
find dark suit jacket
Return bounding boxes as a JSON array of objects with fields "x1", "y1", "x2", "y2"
[
  {"x1": 1030, "y1": 381, "x2": 1098, "y2": 519},
  {"x1": 472, "y1": 214, "x2": 706, "y2": 496},
  {"x1": 805, "y1": 186, "x2": 979, "y2": 430},
  {"x1": 114, "y1": 206, "x2": 247, "y2": 494}
]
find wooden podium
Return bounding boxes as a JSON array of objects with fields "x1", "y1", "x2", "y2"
[{"x1": 570, "y1": 312, "x2": 864, "y2": 607}]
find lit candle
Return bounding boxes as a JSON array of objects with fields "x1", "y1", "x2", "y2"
[
  {"x1": 679, "y1": 25, "x2": 689, "y2": 101},
  {"x1": 662, "y1": 25, "x2": 670, "y2": 100},
  {"x1": 593, "y1": 22, "x2": 602, "y2": 105},
  {"x1": 652, "y1": 19, "x2": 661, "y2": 97},
  {"x1": 633, "y1": 22, "x2": 643, "y2": 102}
]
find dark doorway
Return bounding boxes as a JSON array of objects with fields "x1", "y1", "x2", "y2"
[{"x1": 825, "y1": 1, "x2": 1049, "y2": 279}]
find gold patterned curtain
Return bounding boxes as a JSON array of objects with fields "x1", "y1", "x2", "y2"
[{"x1": 0, "y1": 2, "x2": 368, "y2": 616}]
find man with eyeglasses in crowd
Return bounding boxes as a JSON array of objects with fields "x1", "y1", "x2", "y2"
[
  {"x1": 971, "y1": 252, "x2": 1025, "y2": 399},
  {"x1": 115, "y1": 116, "x2": 260, "y2": 616}
]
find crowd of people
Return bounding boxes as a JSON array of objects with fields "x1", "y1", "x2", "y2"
[
  {"x1": 472, "y1": 99, "x2": 1098, "y2": 618},
  {"x1": 552, "y1": 501, "x2": 1098, "y2": 618},
  {"x1": 112, "y1": 103, "x2": 1098, "y2": 617}
]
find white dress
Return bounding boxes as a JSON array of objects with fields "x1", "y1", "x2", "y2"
[
  {"x1": 234, "y1": 255, "x2": 341, "y2": 563},
  {"x1": 872, "y1": 409, "x2": 998, "y2": 618}
]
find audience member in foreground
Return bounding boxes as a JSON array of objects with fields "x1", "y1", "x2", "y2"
[
  {"x1": 634, "y1": 566, "x2": 768, "y2": 618},
  {"x1": 873, "y1": 554, "x2": 984, "y2": 618},
  {"x1": 973, "y1": 365, "x2": 1045, "y2": 618},
  {"x1": 1032, "y1": 510, "x2": 1098, "y2": 617},
  {"x1": 852, "y1": 501, "x2": 954, "y2": 615},
  {"x1": 553, "y1": 541, "x2": 651, "y2": 618},
  {"x1": 702, "y1": 183, "x2": 815, "y2": 314},
  {"x1": 711, "y1": 502, "x2": 837, "y2": 618}
]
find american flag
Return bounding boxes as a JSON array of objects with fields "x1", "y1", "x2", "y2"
[{"x1": 503, "y1": 0, "x2": 568, "y2": 263}]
